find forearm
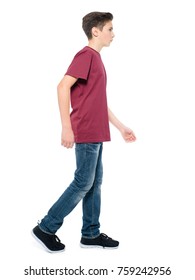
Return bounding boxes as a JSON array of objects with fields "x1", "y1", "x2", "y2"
[
  {"x1": 108, "y1": 107, "x2": 136, "y2": 142},
  {"x1": 108, "y1": 107, "x2": 125, "y2": 132}
]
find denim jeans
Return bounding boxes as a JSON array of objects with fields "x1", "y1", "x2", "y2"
[{"x1": 39, "y1": 143, "x2": 103, "y2": 238}]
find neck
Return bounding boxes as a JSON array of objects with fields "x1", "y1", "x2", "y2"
[{"x1": 88, "y1": 41, "x2": 102, "y2": 52}]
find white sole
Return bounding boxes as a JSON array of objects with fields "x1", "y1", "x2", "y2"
[{"x1": 80, "y1": 243, "x2": 119, "y2": 249}]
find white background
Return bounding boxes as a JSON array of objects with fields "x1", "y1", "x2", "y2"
[{"x1": 0, "y1": 0, "x2": 195, "y2": 279}]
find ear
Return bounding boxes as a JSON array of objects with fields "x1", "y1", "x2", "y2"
[{"x1": 92, "y1": 27, "x2": 99, "y2": 37}]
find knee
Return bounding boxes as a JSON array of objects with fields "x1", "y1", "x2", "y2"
[{"x1": 72, "y1": 172, "x2": 94, "y2": 193}]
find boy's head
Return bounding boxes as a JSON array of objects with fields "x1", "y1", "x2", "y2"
[{"x1": 82, "y1": 12, "x2": 113, "y2": 40}]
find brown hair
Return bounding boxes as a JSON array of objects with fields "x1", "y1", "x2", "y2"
[{"x1": 82, "y1": 12, "x2": 113, "y2": 39}]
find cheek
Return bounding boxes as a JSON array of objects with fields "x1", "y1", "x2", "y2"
[{"x1": 104, "y1": 33, "x2": 111, "y2": 40}]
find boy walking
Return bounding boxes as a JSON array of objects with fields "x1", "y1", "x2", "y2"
[{"x1": 32, "y1": 12, "x2": 136, "y2": 253}]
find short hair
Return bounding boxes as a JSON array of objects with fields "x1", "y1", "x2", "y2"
[{"x1": 82, "y1": 12, "x2": 113, "y2": 39}]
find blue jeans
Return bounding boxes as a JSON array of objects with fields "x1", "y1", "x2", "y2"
[{"x1": 39, "y1": 143, "x2": 103, "y2": 238}]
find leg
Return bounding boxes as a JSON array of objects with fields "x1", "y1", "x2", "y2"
[
  {"x1": 82, "y1": 143, "x2": 103, "y2": 238},
  {"x1": 39, "y1": 143, "x2": 102, "y2": 234}
]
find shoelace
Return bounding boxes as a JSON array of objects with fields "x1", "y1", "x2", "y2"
[
  {"x1": 52, "y1": 235, "x2": 61, "y2": 243},
  {"x1": 101, "y1": 233, "x2": 112, "y2": 240}
]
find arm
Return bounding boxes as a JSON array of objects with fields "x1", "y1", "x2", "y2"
[
  {"x1": 57, "y1": 75, "x2": 77, "y2": 148},
  {"x1": 108, "y1": 108, "x2": 136, "y2": 142}
]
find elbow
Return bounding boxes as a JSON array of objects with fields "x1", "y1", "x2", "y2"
[
  {"x1": 57, "y1": 81, "x2": 66, "y2": 96},
  {"x1": 57, "y1": 82, "x2": 63, "y2": 93}
]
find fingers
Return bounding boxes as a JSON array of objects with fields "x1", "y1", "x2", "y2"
[
  {"x1": 61, "y1": 140, "x2": 74, "y2": 149},
  {"x1": 125, "y1": 131, "x2": 136, "y2": 142},
  {"x1": 126, "y1": 137, "x2": 136, "y2": 142}
]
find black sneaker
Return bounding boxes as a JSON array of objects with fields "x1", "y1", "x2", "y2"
[
  {"x1": 80, "y1": 233, "x2": 119, "y2": 249},
  {"x1": 32, "y1": 225, "x2": 65, "y2": 253}
]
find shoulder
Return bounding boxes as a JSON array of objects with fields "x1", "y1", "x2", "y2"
[{"x1": 74, "y1": 46, "x2": 93, "y2": 59}]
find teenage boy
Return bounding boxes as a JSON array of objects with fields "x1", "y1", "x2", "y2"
[{"x1": 32, "y1": 11, "x2": 136, "y2": 253}]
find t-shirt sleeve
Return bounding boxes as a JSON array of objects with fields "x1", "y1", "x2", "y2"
[{"x1": 65, "y1": 51, "x2": 92, "y2": 80}]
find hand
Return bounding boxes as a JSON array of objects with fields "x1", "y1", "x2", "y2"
[
  {"x1": 121, "y1": 127, "x2": 136, "y2": 143},
  {"x1": 61, "y1": 127, "x2": 75, "y2": 148}
]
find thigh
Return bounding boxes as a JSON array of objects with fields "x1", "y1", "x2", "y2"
[{"x1": 75, "y1": 143, "x2": 102, "y2": 186}]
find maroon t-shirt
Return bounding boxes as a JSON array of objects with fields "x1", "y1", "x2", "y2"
[{"x1": 65, "y1": 46, "x2": 111, "y2": 143}]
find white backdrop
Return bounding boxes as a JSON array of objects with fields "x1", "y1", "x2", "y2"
[{"x1": 0, "y1": 0, "x2": 195, "y2": 279}]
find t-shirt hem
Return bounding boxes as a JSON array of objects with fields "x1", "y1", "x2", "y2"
[{"x1": 75, "y1": 138, "x2": 111, "y2": 144}]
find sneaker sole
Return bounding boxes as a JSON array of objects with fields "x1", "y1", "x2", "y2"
[
  {"x1": 80, "y1": 243, "x2": 119, "y2": 249},
  {"x1": 31, "y1": 230, "x2": 65, "y2": 253}
]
